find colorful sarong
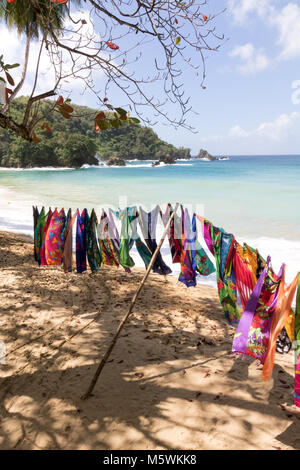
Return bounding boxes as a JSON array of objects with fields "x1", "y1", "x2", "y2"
[
  {"x1": 76, "y1": 208, "x2": 87, "y2": 274},
  {"x1": 139, "y1": 206, "x2": 172, "y2": 275},
  {"x1": 40, "y1": 209, "x2": 53, "y2": 266},
  {"x1": 34, "y1": 206, "x2": 46, "y2": 266},
  {"x1": 210, "y1": 223, "x2": 241, "y2": 325},
  {"x1": 98, "y1": 210, "x2": 119, "y2": 267},
  {"x1": 160, "y1": 203, "x2": 182, "y2": 263},
  {"x1": 62, "y1": 210, "x2": 77, "y2": 273},
  {"x1": 178, "y1": 208, "x2": 197, "y2": 287},
  {"x1": 86, "y1": 209, "x2": 102, "y2": 273},
  {"x1": 294, "y1": 274, "x2": 300, "y2": 407},
  {"x1": 194, "y1": 215, "x2": 216, "y2": 276},
  {"x1": 233, "y1": 259, "x2": 285, "y2": 363},
  {"x1": 262, "y1": 268, "x2": 298, "y2": 380},
  {"x1": 45, "y1": 208, "x2": 65, "y2": 266}
]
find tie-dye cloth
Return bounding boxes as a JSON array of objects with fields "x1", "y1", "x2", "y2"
[
  {"x1": 40, "y1": 209, "x2": 53, "y2": 266},
  {"x1": 209, "y1": 223, "x2": 242, "y2": 325},
  {"x1": 233, "y1": 258, "x2": 285, "y2": 364},
  {"x1": 193, "y1": 215, "x2": 215, "y2": 277},
  {"x1": 45, "y1": 208, "x2": 65, "y2": 266},
  {"x1": 178, "y1": 208, "x2": 197, "y2": 287},
  {"x1": 98, "y1": 210, "x2": 119, "y2": 267},
  {"x1": 76, "y1": 209, "x2": 87, "y2": 274},
  {"x1": 34, "y1": 206, "x2": 46, "y2": 266}
]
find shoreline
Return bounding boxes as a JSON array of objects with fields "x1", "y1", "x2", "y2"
[{"x1": 0, "y1": 230, "x2": 299, "y2": 449}]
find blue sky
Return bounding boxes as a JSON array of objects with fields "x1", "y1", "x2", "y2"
[{"x1": 2, "y1": 0, "x2": 300, "y2": 155}]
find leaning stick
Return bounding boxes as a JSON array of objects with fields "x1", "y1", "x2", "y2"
[{"x1": 81, "y1": 202, "x2": 179, "y2": 400}]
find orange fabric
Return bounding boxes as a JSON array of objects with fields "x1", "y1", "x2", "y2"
[
  {"x1": 262, "y1": 269, "x2": 298, "y2": 381},
  {"x1": 285, "y1": 309, "x2": 295, "y2": 342}
]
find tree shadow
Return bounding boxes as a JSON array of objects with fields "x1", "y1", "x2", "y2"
[{"x1": 0, "y1": 231, "x2": 298, "y2": 450}]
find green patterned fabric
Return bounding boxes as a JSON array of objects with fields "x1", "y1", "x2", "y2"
[{"x1": 86, "y1": 209, "x2": 102, "y2": 273}]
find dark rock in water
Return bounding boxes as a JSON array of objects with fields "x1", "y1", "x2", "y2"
[
  {"x1": 151, "y1": 154, "x2": 177, "y2": 166},
  {"x1": 106, "y1": 156, "x2": 126, "y2": 166},
  {"x1": 160, "y1": 154, "x2": 176, "y2": 164},
  {"x1": 195, "y1": 148, "x2": 217, "y2": 161}
]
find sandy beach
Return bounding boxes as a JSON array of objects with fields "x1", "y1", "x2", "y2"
[{"x1": 0, "y1": 230, "x2": 299, "y2": 450}]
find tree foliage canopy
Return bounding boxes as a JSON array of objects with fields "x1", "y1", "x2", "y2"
[{"x1": 0, "y1": 96, "x2": 190, "y2": 167}]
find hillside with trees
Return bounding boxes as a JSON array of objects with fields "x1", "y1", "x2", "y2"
[{"x1": 0, "y1": 97, "x2": 190, "y2": 168}]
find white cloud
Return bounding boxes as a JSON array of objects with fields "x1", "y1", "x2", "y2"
[
  {"x1": 199, "y1": 112, "x2": 300, "y2": 154},
  {"x1": 229, "y1": 43, "x2": 269, "y2": 75},
  {"x1": 228, "y1": 0, "x2": 270, "y2": 24},
  {"x1": 227, "y1": 1, "x2": 300, "y2": 69},
  {"x1": 270, "y1": 3, "x2": 300, "y2": 61},
  {"x1": 235, "y1": 112, "x2": 300, "y2": 141}
]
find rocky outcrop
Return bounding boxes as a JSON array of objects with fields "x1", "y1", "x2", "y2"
[
  {"x1": 195, "y1": 149, "x2": 217, "y2": 161},
  {"x1": 106, "y1": 156, "x2": 126, "y2": 166},
  {"x1": 151, "y1": 154, "x2": 177, "y2": 166}
]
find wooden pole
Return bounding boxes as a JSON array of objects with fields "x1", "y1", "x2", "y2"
[{"x1": 81, "y1": 202, "x2": 179, "y2": 400}]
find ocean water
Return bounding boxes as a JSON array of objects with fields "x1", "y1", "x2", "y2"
[{"x1": 0, "y1": 155, "x2": 299, "y2": 284}]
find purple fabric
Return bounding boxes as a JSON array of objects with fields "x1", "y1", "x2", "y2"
[
  {"x1": 202, "y1": 221, "x2": 214, "y2": 255},
  {"x1": 232, "y1": 257, "x2": 270, "y2": 355}
]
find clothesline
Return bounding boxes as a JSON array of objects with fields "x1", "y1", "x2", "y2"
[{"x1": 32, "y1": 203, "x2": 300, "y2": 409}]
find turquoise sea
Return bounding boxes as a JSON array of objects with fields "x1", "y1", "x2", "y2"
[{"x1": 0, "y1": 155, "x2": 299, "y2": 283}]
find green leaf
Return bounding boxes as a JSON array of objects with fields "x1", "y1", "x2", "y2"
[
  {"x1": 0, "y1": 77, "x2": 6, "y2": 83},
  {"x1": 115, "y1": 107, "x2": 127, "y2": 117},
  {"x1": 130, "y1": 117, "x2": 140, "y2": 124},
  {"x1": 175, "y1": 37, "x2": 181, "y2": 45},
  {"x1": 110, "y1": 119, "x2": 121, "y2": 129},
  {"x1": 96, "y1": 119, "x2": 110, "y2": 130},
  {"x1": 5, "y1": 63, "x2": 20, "y2": 70}
]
